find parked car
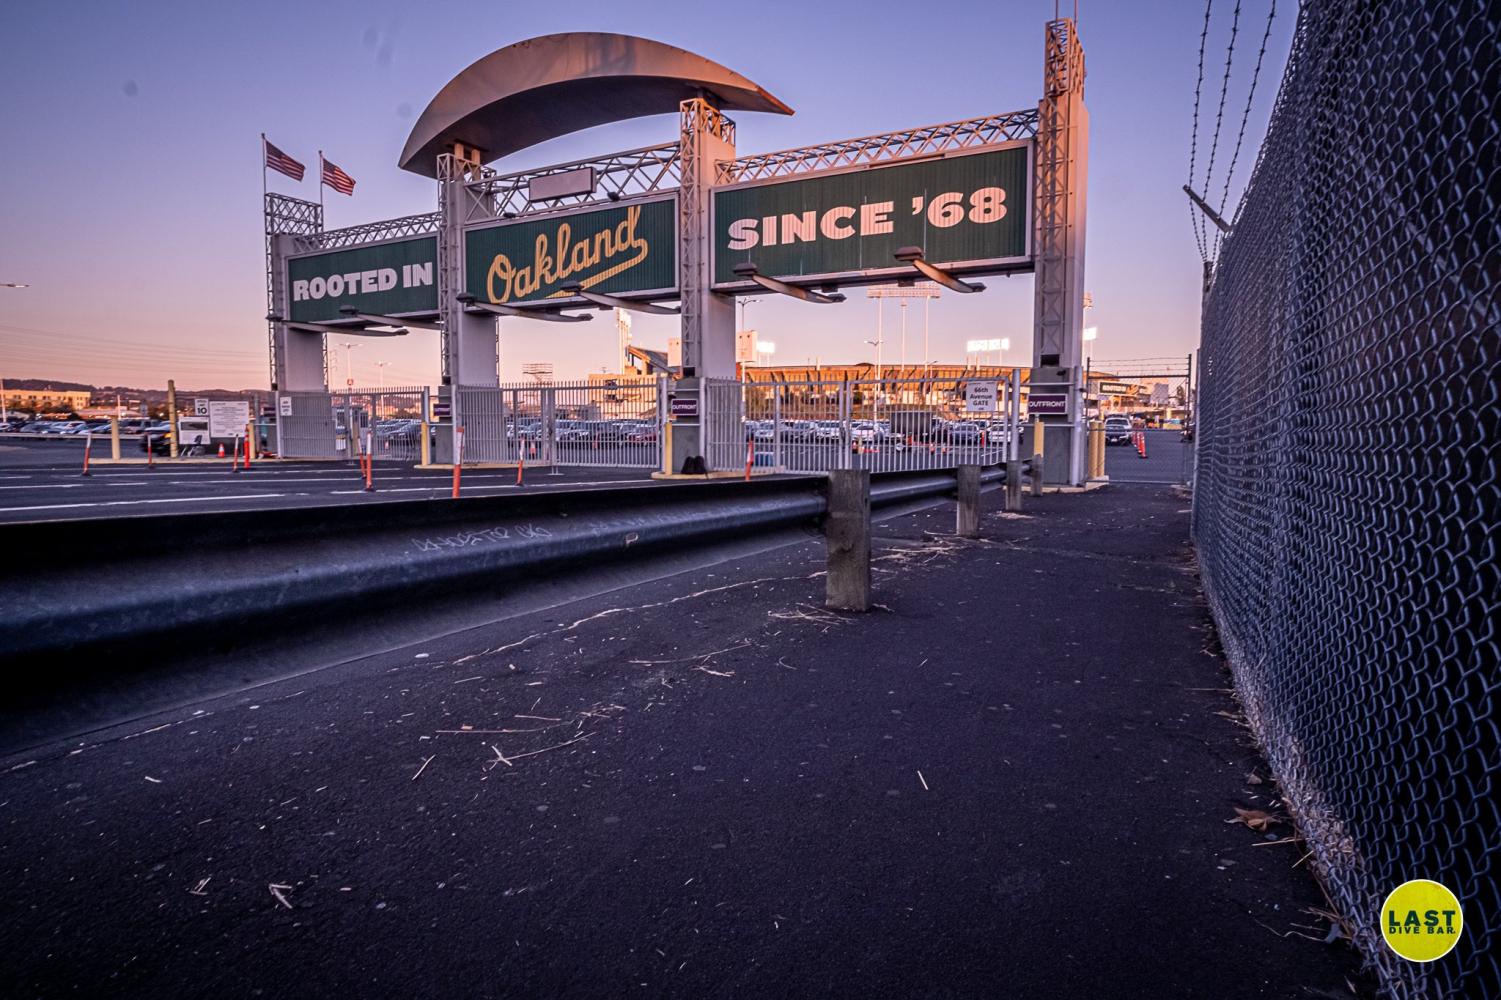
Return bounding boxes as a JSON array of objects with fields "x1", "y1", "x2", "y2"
[
  {"x1": 944, "y1": 422, "x2": 985, "y2": 445},
  {"x1": 813, "y1": 421, "x2": 843, "y2": 442},
  {"x1": 1104, "y1": 415, "x2": 1133, "y2": 446}
]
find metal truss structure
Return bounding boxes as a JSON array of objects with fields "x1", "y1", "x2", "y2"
[
  {"x1": 1032, "y1": 18, "x2": 1086, "y2": 367},
  {"x1": 679, "y1": 99, "x2": 737, "y2": 376},
  {"x1": 436, "y1": 153, "x2": 470, "y2": 386},
  {"x1": 716, "y1": 110, "x2": 1038, "y2": 185},
  {"x1": 264, "y1": 193, "x2": 323, "y2": 389},
  {"x1": 459, "y1": 143, "x2": 683, "y2": 225},
  {"x1": 290, "y1": 211, "x2": 441, "y2": 252}
]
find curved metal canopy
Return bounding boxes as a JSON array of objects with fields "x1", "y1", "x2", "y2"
[{"x1": 399, "y1": 32, "x2": 793, "y2": 178}]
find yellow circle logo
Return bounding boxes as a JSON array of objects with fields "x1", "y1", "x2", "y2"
[{"x1": 1381, "y1": 879, "x2": 1463, "y2": 962}]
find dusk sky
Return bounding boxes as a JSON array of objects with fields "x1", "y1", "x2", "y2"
[{"x1": 0, "y1": 0, "x2": 1288, "y2": 390}]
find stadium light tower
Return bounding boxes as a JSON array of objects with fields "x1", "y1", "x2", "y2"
[{"x1": 867, "y1": 283, "x2": 941, "y2": 376}]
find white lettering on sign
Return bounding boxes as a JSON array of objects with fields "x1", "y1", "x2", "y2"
[
  {"x1": 292, "y1": 264, "x2": 433, "y2": 302},
  {"x1": 726, "y1": 188, "x2": 1006, "y2": 253}
]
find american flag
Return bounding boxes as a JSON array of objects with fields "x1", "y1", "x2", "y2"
[
  {"x1": 263, "y1": 140, "x2": 305, "y2": 181},
  {"x1": 321, "y1": 157, "x2": 356, "y2": 196}
]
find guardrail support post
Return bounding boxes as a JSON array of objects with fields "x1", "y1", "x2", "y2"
[
  {"x1": 824, "y1": 468, "x2": 871, "y2": 612},
  {"x1": 956, "y1": 464, "x2": 981, "y2": 538},
  {"x1": 1030, "y1": 417, "x2": 1045, "y2": 497}
]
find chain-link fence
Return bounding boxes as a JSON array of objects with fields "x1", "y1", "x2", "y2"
[{"x1": 1192, "y1": 2, "x2": 1498, "y2": 996}]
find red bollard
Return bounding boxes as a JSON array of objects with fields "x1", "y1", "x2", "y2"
[
  {"x1": 451, "y1": 426, "x2": 464, "y2": 499},
  {"x1": 515, "y1": 452, "x2": 525, "y2": 487},
  {"x1": 81, "y1": 433, "x2": 92, "y2": 477},
  {"x1": 745, "y1": 437, "x2": 754, "y2": 481},
  {"x1": 231, "y1": 435, "x2": 242, "y2": 473},
  {"x1": 146, "y1": 435, "x2": 155, "y2": 470}
]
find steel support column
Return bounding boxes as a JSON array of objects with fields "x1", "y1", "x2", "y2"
[
  {"x1": 1031, "y1": 18, "x2": 1089, "y2": 484},
  {"x1": 265, "y1": 193, "x2": 326, "y2": 392},
  {"x1": 679, "y1": 98, "x2": 737, "y2": 380}
]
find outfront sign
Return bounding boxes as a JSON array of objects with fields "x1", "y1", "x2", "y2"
[
  {"x1": 712, "y1": 144, "x2": 1031, "y2": 288},
  {"x1": 287, "y1": 236, "x2": 438, "y2": 323},
  {"x1": 1027, "y1": 393, "x2": 1069, "y2": 416},
  {"x1": 465, "y1": 197, "x2": 677, "y2": 305}
]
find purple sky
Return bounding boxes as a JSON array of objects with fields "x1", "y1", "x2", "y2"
[{"x1": 0, "y1": 0, "x2": 1288, "y2": 390}]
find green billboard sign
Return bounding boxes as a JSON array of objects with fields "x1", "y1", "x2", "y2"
[
  {"x1": 712, "y1": 144, "x2": 1031, "y2": 287},
  {"x1": 464, "y1": 197, "x2": 677, "y2": 305},
  {"x1": 287, "y1": 236, "x2": 437, "y2": 323}
]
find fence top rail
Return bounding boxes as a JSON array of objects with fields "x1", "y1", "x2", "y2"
[
  {"x1": 342, "y1": 385, "x2": 430, "y2": 395},
  {"x1": 740, "y1": 376, "x2": 1020, "y2": 390},
  {"x1": 459, "y1": 379, "x2": 663, "y2": 392}
]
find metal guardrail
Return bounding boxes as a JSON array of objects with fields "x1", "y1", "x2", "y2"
[{"x1": 0, "y1": 470, "x2": 1002, "y2": 660}]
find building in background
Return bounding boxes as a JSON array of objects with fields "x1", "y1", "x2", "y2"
[{"x1": 1, "y1": 386, "x2": 92, "y2": 414}]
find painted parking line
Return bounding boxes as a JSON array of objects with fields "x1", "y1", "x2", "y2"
[
  {"x1": 0, "y1": 494, "x2": 287, "y2": 513},
  {"x1": 0, "y1": 480, "x2": 150, "y2": 490},
  {"x1": 325, "y1": 479, "x2": 659, "y2": 495}
]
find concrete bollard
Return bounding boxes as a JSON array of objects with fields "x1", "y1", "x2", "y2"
[
  {"x1": 110, "y1": 415, "x2": 121, "y2": 462},
  {"x1": 1030, "y1": 417, "x2": 1045, "y2": 497},
  {"x1": 1005, "y1": 459, "x2": 1023, "y2": 511},
  {"x1": 956, "y1": 464, "x2": 981, "y2": 538},
  {"x1": 824, "y1": 468, "x2": 871, "y2": 612}
]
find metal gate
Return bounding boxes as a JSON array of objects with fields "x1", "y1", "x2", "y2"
[
  {"x1": 345, "y1": 386, "x2": 430, "y2": 463},
  {"x1": 707, "y1": 375, "x2": 1021, "y2": 474},
  {"x1": 274, "y1": 391, "x2": 339, "y2": 459},
  {"x1": 456, "y1": 378, "x2": 665, "y2": 469}
]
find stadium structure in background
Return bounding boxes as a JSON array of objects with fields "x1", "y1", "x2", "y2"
[{"x1": 265, "y1": 20, "x2": 1089, "y2": 479}]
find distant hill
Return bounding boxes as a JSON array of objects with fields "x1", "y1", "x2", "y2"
[{"x1": 6, "y1": 379, "x2": 265, "y2": 403}]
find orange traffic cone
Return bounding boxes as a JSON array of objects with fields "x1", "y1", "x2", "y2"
[{"x1": 217, "y1": 442, "x2": 225, "y2": 458}]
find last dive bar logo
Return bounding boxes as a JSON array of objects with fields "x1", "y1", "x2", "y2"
[{"x1": 465, "y1": 199, "x2": 677, "y2": 306}]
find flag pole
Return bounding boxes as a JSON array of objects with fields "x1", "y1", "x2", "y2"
[
  {"x1": 260, "y1": 133, "x2": 267, "y2": 206},
  {"x1": 318, "y1": 150, "x2": 325, "y2": 221}
]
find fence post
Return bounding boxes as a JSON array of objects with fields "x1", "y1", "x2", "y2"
[
  {"x1": 824, "y1": 468, "x2": 871, "y2": 612},
  {"x1": 956, "y1": 464, "x2": 981, "y2": 537},
  {"x1": 166, "y1": 379, "x2": 179, "y2": 459},
  {"x1": 1030, "y1": 416, "x2": 1046, "y2": 497},
  {"x1": 772, "y1": 391, "x2": 782, "y2": 471},
  {"x1": 839, "y1": 380, "x2": 853, "y2": 470},
  {"x1": 109, "y1": 415, "x2": 121, "y2": 462}
]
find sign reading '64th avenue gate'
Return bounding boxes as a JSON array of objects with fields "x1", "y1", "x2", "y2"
[
  {"x1": 465, "y1": 197, "x2": 677, "y2": 305},
  {"x1": 712, "y1": 144, "x2": 1031, "y2": 288}
]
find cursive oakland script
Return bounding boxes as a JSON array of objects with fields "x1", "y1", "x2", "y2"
[{"x1": 486, "y1": 205, "x2": 649, "y2": 304}]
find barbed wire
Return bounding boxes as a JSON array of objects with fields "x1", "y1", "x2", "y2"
[
  {"x1": 1199, "y1": 0, "x2": 1243, "y2": 250},
  {"x1": 1187, "y1": 0, "x2": 1216, "y2": 260},
  {"x1": 1214, "y1": 1, "x2": 1277, "y2": 257}
]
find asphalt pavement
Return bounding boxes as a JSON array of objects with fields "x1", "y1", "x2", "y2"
[
  {"x1": 1104, "y1": 429, "x2": 1192, "y2": 484},
  {"x1": 0, "y1": 437, "x2": 660, "y2": 522},
  {"x1": 0, "y1": 483, "x2": 1367, "y2": 998}
]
